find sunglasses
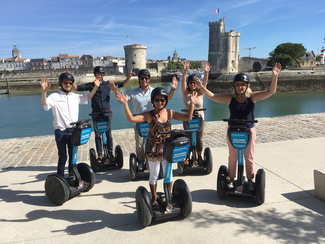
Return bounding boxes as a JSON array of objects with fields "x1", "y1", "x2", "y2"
[
  {"x1": 188, "y1": 81, "x2": 196, "y2": 85},
  {"x1": 140, "y1": 76, "x2": 150, "y2": 80},
  {"x1": 63, "y1": 82, "x2": 73, "y2": 85},
  {"x1": 154, "y1": 98, "x2": 166, "y2": 103}
]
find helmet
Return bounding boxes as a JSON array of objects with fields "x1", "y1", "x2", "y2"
[
  {"x1": 58, "y1": 73, "x2": 74, "y2": 85},
  {"x1": 93, "y1": 66, "x2": 105, "y2": 74},
  {"x1": 233, "y1": 73, "x2": 250, "y2": 84},
  {"x1": 151, "y1": 87, "x2": 168, "y2": 108},
  {"x1": 138, "y1": 69, "x2": 150, "y2": 79}
]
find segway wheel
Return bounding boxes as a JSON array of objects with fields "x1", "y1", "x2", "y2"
[
  {"x1": 115, "y1": 145, "x2": 123, "y2": 169},
  {"x1": 77, "y1": 163, "x2": 96, "y2": 192},
  {"x1": 129, "y1": 153, "x2": 137, "y2": 181},
  {"x1": 204, "y1": 147, "x2": 213, "y2": 174},
  {"x1": 45, "y1": 174, "x2": 70, "y2": 205},
  {"x1": 217, "y1": 165, "x2": 228, "y2": 199},
  {"x1": 135, "y1": 186, "x2": 152, "y2": 227},
  {"x1": 255, "y1": 168, "x2": 266, "y2": 205},
  {"x1": 177, "y1": 161, "x2": 185, "y2": 175},
  {"x1": 89, "y1": 148, "x2": 98, "y2": 172},
  {"x1": 172, "y1": 179, "x2": 192, "y2": 218}
]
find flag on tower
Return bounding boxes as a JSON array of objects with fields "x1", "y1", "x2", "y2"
[{"x1": 214, "y1": 9, "x2": 220, "y2": 14}]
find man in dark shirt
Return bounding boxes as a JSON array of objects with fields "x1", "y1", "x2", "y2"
[{"x1": 75, "y1": 66, "x2": 134, "y2": 162}]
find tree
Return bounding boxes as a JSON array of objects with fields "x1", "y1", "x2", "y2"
[
  {"x1": 167, "y1": 61, "x2": 182, "y2": 71},
  {"x1": 268, "y1": 43, "x2": 306, "y2": 68}
]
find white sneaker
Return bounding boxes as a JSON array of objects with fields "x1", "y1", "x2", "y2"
[{"x1": 227, "y1": 180, "x2": 234, "y2": 188}]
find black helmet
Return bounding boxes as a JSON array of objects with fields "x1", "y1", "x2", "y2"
[
  {"x1": 151, "y1": 87, "x2": 168, "y2": 108},
  {"x1": 93, "y1": 66, "x2": 105, "y2": 74},
  {"x1": 138, "y1": 69, "x2": 150, "y2": 79},
  {"x1": 233, "y1": 73, "x2": 250, "y2": 84},
  {"x1": 58, "y1": 72, "x2": 74, "y2": 85}
]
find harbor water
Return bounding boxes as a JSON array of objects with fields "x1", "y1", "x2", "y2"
[{"x1": 0, "y1": 83, "x2": 324, "y2": 139}]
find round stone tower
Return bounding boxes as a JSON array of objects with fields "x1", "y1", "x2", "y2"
[
  {"x1": 208, "y1": 18, "x2": 240, "y2": 76},
  {"x1": 124, "y1": 44, "x2": 147, "y2": 73}
]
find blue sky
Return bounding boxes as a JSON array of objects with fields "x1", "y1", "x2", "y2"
[{"x1": 0, "y1": 0, "x2": 324, "y2": 61}]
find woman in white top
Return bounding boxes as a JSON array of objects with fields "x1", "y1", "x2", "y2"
[{"x1": 181, "y1": 61, "x2": 211, "y2": 164}]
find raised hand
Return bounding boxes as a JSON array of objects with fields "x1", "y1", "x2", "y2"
[
  {"x1": 40, "y1": 78, "x2": 51, "y2": 92},
  {"x1": 170, "y1": 76, "x2": 178, "y2": 90},
  {"x1": 272, "y1": 62, "x2": 282, "y2": 76},
  {"x1": 203, "y1": 61, "x2": 212, "y2": 72}
]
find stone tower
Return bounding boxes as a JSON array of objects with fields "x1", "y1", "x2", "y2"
[
  {"x1": 12, "y1": 44, "x2": 22, "y2": 59},
  {"x1": 124, "y1": 44, "x2": 147, "y2": 73},
  {"x1": 208, "y1": 18, "x2": 240, "y2": 76}
]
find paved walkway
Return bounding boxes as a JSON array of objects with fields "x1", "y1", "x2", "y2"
[
  {"x1": 1, "y1": 113, "x2": 324, "y2": 169},
  {"x1": 1, "y1": 113, "x2": 325, "y2": 244}
]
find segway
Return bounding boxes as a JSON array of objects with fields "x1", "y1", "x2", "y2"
[
  {"x1": 135, "y1": 129, "x2": 193, "y2": 227},
  {"x1": 129, "y1": 122, "x2": 163, "y2": 180},
  {"x1": 89, "y1": 111, "x2": 123, "y2": 172},
  {"x1": 45, "y1": 119, "x2": 96, "y2": 205},
  {"x1": 178, "y1": 108, "x2": 213, "y2": 175},
  {"x1": 216, "y1": 119, "x2": 265, "y2": 205}
]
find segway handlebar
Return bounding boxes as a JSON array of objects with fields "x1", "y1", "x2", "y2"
[
  {"x1": 70, "y1": 119, "x2": 91, "y2": 126},
  {"x1": 223, "y1": 119, "x2": 258, "y2": 124},
  {"x1": 181, "y1": 108, "x2": 207, "y2": 112},
  {"x1": 158, "y1": 129, "x2": 194, "y2": 135},
  {"x1": 89, "y1": 110, "x2": 112, "y2": 116}
]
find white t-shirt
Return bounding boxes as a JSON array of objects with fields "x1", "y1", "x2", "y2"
[
  {"x1": 43, "y1": 90, "x2": 88, "y2": 131},
  {"x1": 126, "y1": 86, "x2": 154, "y2": 115}
]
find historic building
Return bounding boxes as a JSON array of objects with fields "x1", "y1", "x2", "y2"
[{"x1": 208, "y1": 18, "x2": 240, "y2": 76}]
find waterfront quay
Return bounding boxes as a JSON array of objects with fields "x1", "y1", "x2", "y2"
[
  {"x1": 0, "y1": 113, "x2": 324, "y2": 169},
  {"x1": 1, "y1": 113, "x2": 325, "y2": 244}
]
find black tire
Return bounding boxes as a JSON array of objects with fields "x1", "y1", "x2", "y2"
[
  {"x1": 77, "y1": 163, "x2": 96, "y2": 192},
  {"x1": 45, "y1": 174, "x2": 70, "y2": 205},
  {"x1": 177, "y1": 161, "x2": 185, "y2": 175},
  {"x1": 159, "y1": 162, "x2": 164, "y2": 179},
  {"x1": 129, "y1": 153, "x2": 137, "y2": 181},
  {"x1": 217, "y1": 165, "x2": 228, "y2": 199},
  {"x1": 172, "y1": 179, "x2": 192, "y2": 217},
  {"x1": 135, "y1": 186, "x2": 152, "y2": 227},
  {"x1": 115, "y1": 145, "x2": 123, "y2": 169},
  {"x1": 255, "y1": 169, "x2": 266, "y2": 205},
  {"x1": 89, "y1": 148, "x2": 98, "y2": 172},
  {"x1": 204, "y1": 147, "x2": 213, "y2": 174}
]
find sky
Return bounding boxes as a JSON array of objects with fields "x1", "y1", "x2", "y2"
[{"x1": 0, "y1": 0, "x2": 324, "y2": 61}]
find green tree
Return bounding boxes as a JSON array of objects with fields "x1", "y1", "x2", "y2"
[
  {"x1": 189, "y1": 61, "x2": 202, "y2": 70},
  {"x1": 268, "y1": 43, "x2": 306, "y2": 68},
  {"x1": 167, "y1": 61, "x2": 182, "y2": 71}
]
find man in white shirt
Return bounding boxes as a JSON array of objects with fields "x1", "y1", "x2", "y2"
[
  {"x1": 125, "y1": 69, "x2": 177, "y2": 168},
  {"x1": 40, "y1": 72, "x2": 99, "y2": 177}
]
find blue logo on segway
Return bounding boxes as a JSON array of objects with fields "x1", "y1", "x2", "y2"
[
  {"x1": 138, "y1": 122, "x2": 149, "y2": 137},
  {"x1": 171, "y1": 145, "x2": 190, "y2": 163},
  {"x1": 97, "y1": 121, "x2": 109, "y2": 133},
  {"x1": 230, "y1": 132, "x2": 249, "y2": 149},
  {"x1": 80, "y1": 128, "x2": 92, "y2": 145},
  {"x1": 187, "y1": 118, "x2": 201, "y2": 132}
]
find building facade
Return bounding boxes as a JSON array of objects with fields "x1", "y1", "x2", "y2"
[
  {"x1": 124, "y1": 44, "x2": 147, "y2": 74},
  {"x1": 208, "y1": 18, "x2": 240, "y2": 76}
]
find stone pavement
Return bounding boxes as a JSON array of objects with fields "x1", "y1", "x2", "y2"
[
  {"x1": 0, "y1": 113, "x2": 325, "y2": 244},
  {"x1": 0, "y1": 113, "x2": 324, "y2": 169}
]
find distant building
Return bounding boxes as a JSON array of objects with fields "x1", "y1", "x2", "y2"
[
  {"x1": 80, "y1": 55, "x2": 93, "y2": 68},
  {"x1": 208, "y1": 18, "x2": 240, "y2": 76},
  {"x1": 300, "y1": 51, "x2": 317, "y2": 67},
  {"x1": 124, "y1": 44, "x2": 147, "y2": 74},
  {"x1": 49, "y1": 54, "x2": 80, "y2": 70},
  {"x1": 168, "y1": 50, "x2": 182, "y2": 62},
  {"x1": 12, "y1": 44, "x2": 22, "y2": 59}
]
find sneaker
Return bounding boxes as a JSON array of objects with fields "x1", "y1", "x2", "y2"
[
  {"x1": 227, "y1": 179, "x2": 234, "y2": 189},
  {"x1": 248, "y1": 180, "x2": 254, "y2": 191}
]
